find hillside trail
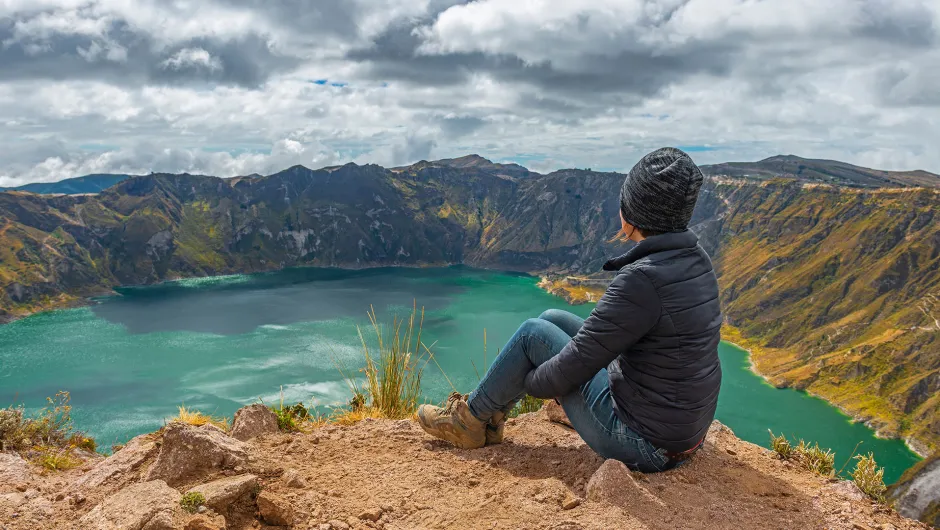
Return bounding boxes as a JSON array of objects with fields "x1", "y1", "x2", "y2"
[{"x1": 0, "y1": 407, "x2": 929, "y2": 530}]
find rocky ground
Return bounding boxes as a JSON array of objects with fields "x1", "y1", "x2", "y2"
[{"x1": 0, "y1": 404, "x2": 932, "y2": 530}]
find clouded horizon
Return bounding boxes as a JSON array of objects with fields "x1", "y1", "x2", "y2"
[{"x1": 1, "y1": 0, "x2": 939, "y2": 186}]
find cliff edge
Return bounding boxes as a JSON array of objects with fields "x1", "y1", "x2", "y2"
[{"x1": 0, "y1": 406, "x2": 931, "y2": 530}]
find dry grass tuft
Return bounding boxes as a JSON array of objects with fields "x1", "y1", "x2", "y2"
[
  {"x1": 851, "y1": 452, "x2": 887, "y2": 502},
  {"x1": 172, "y1": 405, "x2": 230, "y2": 431},
  {"x1": 333, "y1": 303, "x2": 434, "y2": 425}
]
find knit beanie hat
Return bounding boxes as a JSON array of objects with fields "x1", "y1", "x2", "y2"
[{"x1": 620, "y1": 147, "x2": 704, "y2": 233}]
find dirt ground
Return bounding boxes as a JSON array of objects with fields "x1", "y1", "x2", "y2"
[{"x1": 0, "y1": 408, "x2": 931, "y2": 530}]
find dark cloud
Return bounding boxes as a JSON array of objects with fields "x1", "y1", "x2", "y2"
[
  {"x1": 438, "y1": 116, "x2": 485, "y2": 138},
  {"x1": 0, "y1": 13, "x2": 298, "y2": 87}
]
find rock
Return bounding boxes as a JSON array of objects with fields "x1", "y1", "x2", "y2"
[
  {"x1": 28, "y1": 496, "x2": 54, "y2": 517},
  {"x1": 0, "y1": 492, "x2": 27, "y2": 509},
  {"x1": 358, "y1": 507, "x2": 383, "y2": 521},
  {"x1": 586, "y1": 459, "x2": 664, "y2": 509},
  {"x1": 146, "y1": 423, "x2": 248, "y2": 486},
  {"x1": 184, "y1": 513, "x2": 226, "y2": 530},
  {"x1": 187, "y1": 474, "x2": 257, "y2": 512},
  {"x1": 257, "y1": 490, "x2": 296, "y2": 526},
  {"x1": 79, "y1": 480, "x2": 181, "y2": 530},
  {"x1": 142, "y1": 510, "x2": 180, "y2": 530},
  {"x1": 73, "y1": 433, "x2": 159, "y2": 490},
  {"x1": 561, "y1": 493, "x2": 581, "y2": 510},
  {"x1": 282, "y1": 468, "x2": 307, "y2": 488},
  {"x1": 826, "y1": 481, "x2": 867, "y2": 502},
  {"x1": 0, "y1": 453, "x2": 33, "y2": 487},
  {"x1": 230, "y1": 404, "x2": 280, "y2": 441},
  {"x1": 328, "y1": 521, "x2": 350, "y2": 530},
  {"x1": 543, "y1": 400, "x2": 572, "y2": 428}
]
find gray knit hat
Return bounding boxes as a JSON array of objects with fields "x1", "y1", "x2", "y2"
[{"x1": 620, "y1": 147, "x2": 704, "y2": 233}]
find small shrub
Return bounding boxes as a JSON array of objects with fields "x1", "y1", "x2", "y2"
[
  {"x1": 851, "y1": 453, "x2": 887, "y2": 502},
  {"x1": 797, "y1": 440, "x2": 835, "y2": 476},
  {"x1": 172, "y1": 405, "x2": 229, "y2": 431},
  {"x1": 509, "y1": 395, "x2": 545, "y2": 418},
  {"x1": 265, "y1": 387, "x2": 308, "y2": 432},
  {"x1": 769, "y1": 430, "x2": 793, "y2": 459},
  {"x1": 1, "y1": 392, "x2": 95, "y2": 454},
  {"x1": 179, "y1": 491, "x2": 205, "y2": 514},
  {"x1": 34, "y1": 447, "x2": 80, "y2": 471}
]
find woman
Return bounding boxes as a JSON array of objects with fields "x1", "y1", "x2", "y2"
[{"x1": 418, "y1": 147, "x2": 722, "y2": 472}]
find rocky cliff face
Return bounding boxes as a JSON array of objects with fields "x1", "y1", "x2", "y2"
[
  {"x1": 2, "y1": 160, "x2": 938, "y2": 454},
  {"x1": 891, "y1": 454, "x2": 940, "y2": 527}
]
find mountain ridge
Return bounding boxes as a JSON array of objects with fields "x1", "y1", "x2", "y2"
[
  {"x1": 4, "y1": 153, "x2": 937, "y2": 196},
  {"x1": 1, "y1": 156, "x2": 938, "y2": 457}
]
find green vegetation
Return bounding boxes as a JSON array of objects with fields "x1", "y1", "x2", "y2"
[
  {"x1": 179, "y1": 491, "x2": 206, "y2": 514},
  {"x1": 510, "y1": 395, "x2": 545, "y2": 418},
  {"x1": 0, "y1": 392, "x2": 94, "y2": 452},
  {"x1": 264, "y1": 389, "x2": 309, "y2": 432},
  {"x1": 850, "y1": 453, "x2": 887, "y2": 502},
  {"x1": 769, "y1": 430, "x2": 794, "y2": 459},
  {"x1": 35, "y1": 447, "x2": 81, "y2": 471}
]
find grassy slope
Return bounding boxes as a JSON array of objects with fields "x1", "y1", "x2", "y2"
[{"x1": 711, "y1": 182, "x2": 939, "y2": 453}]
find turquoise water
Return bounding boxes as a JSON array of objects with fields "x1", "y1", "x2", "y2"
[{"x1": 0, "y1": 267, "x2": 920, "y2": 483}]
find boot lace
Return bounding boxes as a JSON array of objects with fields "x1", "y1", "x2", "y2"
[{"x1": 442, "y1": 391, "x2": 465, "y2": 414}]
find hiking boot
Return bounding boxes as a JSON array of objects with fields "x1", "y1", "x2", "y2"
[
  {"x1": 485, "y1": 410, "x2": 507, "y2": 445},
  {"x1": 417, "y1": 392, "x2": 486, "y2": 449}
]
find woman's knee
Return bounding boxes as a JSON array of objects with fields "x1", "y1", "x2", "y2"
[{"x1": 538, "y1": 309, "x2": 570, "y2": 325}]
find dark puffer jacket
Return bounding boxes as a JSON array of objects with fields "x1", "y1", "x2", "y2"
[{"x1": 524, "y1": 230, "x2": 722, "y2": 453}]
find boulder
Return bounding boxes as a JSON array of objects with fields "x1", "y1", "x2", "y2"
[
  {"x1": 79, "y1": 480, "x2": 182, "y2": 530},
  {"x1": 73, "y1": 433, "x2": 159, "y2": 490},
  {"x1": 230, "y1": 404, "x2": 279, "y2": 441},
  {"x1": 257, "y1": 490, "x2": 296, "y2": 526},
  {"x1": 187, "y1": 474, "x2": 257, "y2": 512},
  {"x1": 0, "y1": 453, "x2": 34, "y2": 489},
  {"x1": 146, "y1": 423, "x2": 247, "y2": 486}
]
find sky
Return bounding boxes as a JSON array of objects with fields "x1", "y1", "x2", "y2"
[{"x1": 1, "y1": 0, "x2": 939, "y2": 186}]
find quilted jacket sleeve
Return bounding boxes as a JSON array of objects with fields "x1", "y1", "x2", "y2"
[{"x1": 524, "y1": 267, "x2": 662, "y2": 398}]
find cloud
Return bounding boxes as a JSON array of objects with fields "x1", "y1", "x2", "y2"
[{"x1": 1, "y1": 0, "x2": 940, "y2": 185}]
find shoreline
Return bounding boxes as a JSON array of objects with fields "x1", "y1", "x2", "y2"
[{"x1": 719, "y1": 337, "x2": 930, "y2": 460}]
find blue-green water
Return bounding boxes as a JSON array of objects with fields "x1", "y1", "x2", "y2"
[{"x1": 0, "y1": 267, "x2": 920, "y2": 483}]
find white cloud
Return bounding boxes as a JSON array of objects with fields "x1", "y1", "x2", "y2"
[
  {"x1": 160, "y1": 48, "x2": 223, "y2": 72},
  {"x1": 1, "y1": 0, "x2": 939, "y2": 186}
]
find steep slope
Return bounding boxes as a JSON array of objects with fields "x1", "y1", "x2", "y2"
[
  {"x1": 699, "y1": 181, "x2": 940, "y2": 454},
  {"x1": 0, "y1": 408, "x2": 930, "y2": 530},
  {"x1": 891, "y1": 453, "x2": 940, "y2": 527},
  {"x1": 700, "y1": 155, "x2": 940, "y2": 189},
  {"x1": 1, "y1": 174, "x2": 133, "y2": 195}
]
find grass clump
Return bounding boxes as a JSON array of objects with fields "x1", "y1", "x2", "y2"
[
  {"x1": 766, "y1": 431, "x2": 836, "y2": 477},
  {"x1": 851, "y1": 453, "x2": 887, "y2": 502},
  {"x1": 797, "y1": 440, "x2": 836, "y2": 476},
  {"x1": 172, "y1": 405, "x2": 229, "y2": 431},
  {"x1": 180, "y1": 491, "x2": 206, "y2": 514},
  {"x1": 334, "y1": 304, "x2": 432, "y2": 423},
  {"x1": 35, "y1": 446, "x2": 81, "y2": 471},
  {"x1": 769, "y1": 430, "x2": 794, "y2": 459}
]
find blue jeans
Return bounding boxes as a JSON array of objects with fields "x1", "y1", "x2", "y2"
[{"x1": 467, "y1": 309, "x2": 672, "y2": 473}]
